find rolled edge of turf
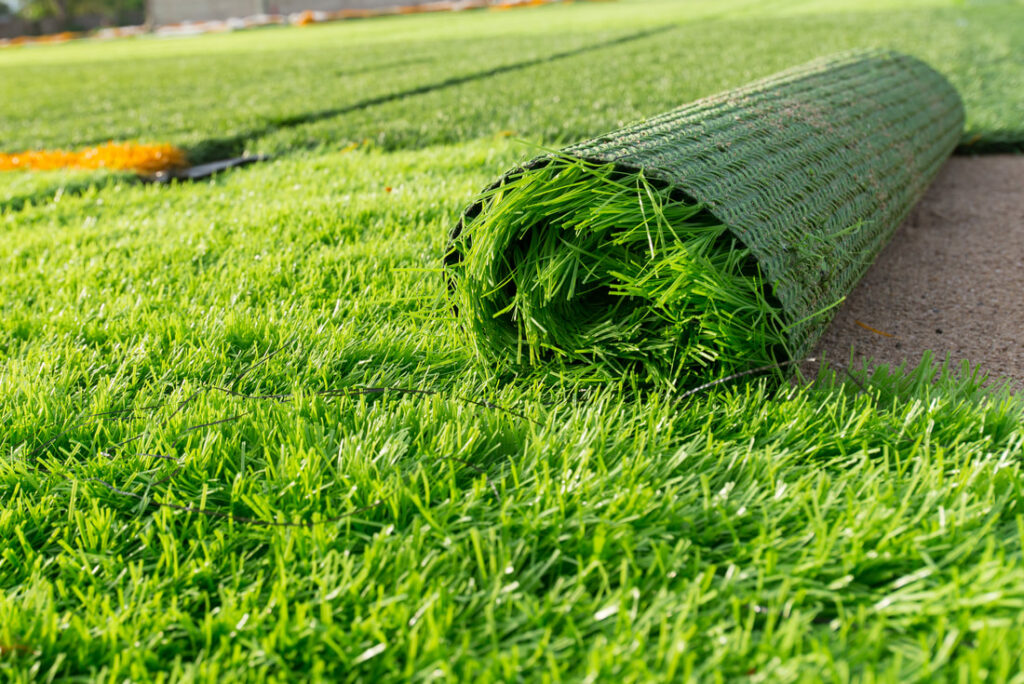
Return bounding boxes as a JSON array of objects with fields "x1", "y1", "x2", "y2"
[{"x1": 447, "y1": 50, "x2": 964, "y2": 370}]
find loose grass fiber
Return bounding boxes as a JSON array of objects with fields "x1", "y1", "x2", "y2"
[{"x1": 446, "y1": 50, "x2": 964, "y2": 384}]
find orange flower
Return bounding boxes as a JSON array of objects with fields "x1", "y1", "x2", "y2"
[{"x1": 0, "y1": 142, "x2": 188, "y2": 174}]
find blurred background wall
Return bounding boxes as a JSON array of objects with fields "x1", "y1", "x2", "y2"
[
  {"x1": 0, "y1": 0, "x2": 434, "y2": 36},
  {"x1": 148, "y1": 0, "x2": 431, "y2": 25}
]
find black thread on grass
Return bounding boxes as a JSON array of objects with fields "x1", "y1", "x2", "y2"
[
  {"x1": 23, "y1": 352, "x2": 525, "y2": 526},
  {"x1": 21, "y1": 351, "x2": 882, "y2": 527},
  {"x1": 231, "y1": 347, "x2": 284, "y2": 388},
  {"x1": 671, "y1": 354, "x2": 881, "y2": 404},
  {"x1": 435, "y1": 455, "x2": 502, "y2": 502},
  {"x1": 28, "y1": 349, "x2": 869, "y2": 525},
  {"x1": 841, "y1": 367, "x2": 870, "y2": 395},
  {"x1": 676, "y1": 357, "x2": 817, "y2": 401},
  {"x1": 83, "y1": 477, "x2": 387, "y2": 528}
]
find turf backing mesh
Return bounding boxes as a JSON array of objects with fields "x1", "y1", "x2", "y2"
[{"x1": 446, "y1": 49, "x2": 964, "y2": 383}]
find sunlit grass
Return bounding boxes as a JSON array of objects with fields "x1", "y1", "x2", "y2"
[
  {"x1": 1, "y1": 137, "x2": 1022, "y2": 681},
  {"x1": 0, "y1": 0, "x2": 1023, "y2": 679}
]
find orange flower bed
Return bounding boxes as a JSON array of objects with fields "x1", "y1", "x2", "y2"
[{"x1": 0, "y1": 142, "x2": 188, "y2": 174}]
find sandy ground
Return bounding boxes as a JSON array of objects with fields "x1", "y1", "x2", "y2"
[{"x1": 814, "y1": 155, "x2": 1024, "y2": 391}]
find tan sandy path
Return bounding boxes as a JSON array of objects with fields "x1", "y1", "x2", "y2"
[{"x1": 815, "y1": 155, "x2": 1024, "y2": 390}]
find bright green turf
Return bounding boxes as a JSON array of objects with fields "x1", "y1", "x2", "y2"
[
  {"x1": 3, "y1": 137, "x2": 1024, "y2": 682},
  {"x1": 2, "y1": 1, "x2": 1024, "y2": 680}
]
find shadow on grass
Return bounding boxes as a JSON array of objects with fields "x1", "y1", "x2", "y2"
[{"x1": 955, "y1": 131, "x2": 1024, "y2": 154}]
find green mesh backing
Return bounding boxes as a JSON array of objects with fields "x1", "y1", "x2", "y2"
[{"x1": 449, "y1": 50, "x2": 964, "y2": 360}]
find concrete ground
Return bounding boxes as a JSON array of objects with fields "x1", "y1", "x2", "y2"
[{"x1": 815, "y1": 155, "x2": 1024, "y2": 391}]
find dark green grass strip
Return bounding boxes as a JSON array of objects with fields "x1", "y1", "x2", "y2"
[
  {"x1": 244, "y1": 6, "x2": 1023, "y2": 157},
  {"x1": 184, "y1": 25, "x2": 675, "y2": 164}
]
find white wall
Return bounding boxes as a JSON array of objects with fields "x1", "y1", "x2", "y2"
[
  {"x1": 150, "y1": 0, "x2": 265, "y2": 25},
  {"x1": 149, "y1": 0, "x2": 431, "y2": 25},
  {"x1": 269, "y1": 0, "x2": 425, "y2": 11}
]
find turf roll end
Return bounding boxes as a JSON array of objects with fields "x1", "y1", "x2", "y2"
[
  {"x1": 447, "y1": 49, "x2": 964, "y2": 385},
  {"x1": 446, "y1": 157, "x2": 787, "y2": 384}
]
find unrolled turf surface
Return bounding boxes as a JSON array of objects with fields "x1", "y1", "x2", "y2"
[{"x1": 2, "y1": 1, "x2": 1024, "y2": 680}]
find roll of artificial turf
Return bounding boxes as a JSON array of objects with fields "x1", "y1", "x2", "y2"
[{"x1": 445, "y1": 50, "x2": 964, "y2": 384}]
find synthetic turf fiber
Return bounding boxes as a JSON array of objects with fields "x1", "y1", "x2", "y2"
[{"x1": 447, "y1": 49, "x2": 964, "y2": 382}]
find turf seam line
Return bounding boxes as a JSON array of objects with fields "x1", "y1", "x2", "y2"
[{"x1": 184, "y1": 24, "x2": 678, "y2": 163}]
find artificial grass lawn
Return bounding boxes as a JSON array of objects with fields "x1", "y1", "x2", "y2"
[
  {"x1": 0, "y1": 0, "x2": 1021, "y2": 166},
  {"x1": 2, "y1": 0, "x2": 1024, "y2": 679},
  {"x1": 3, "y1": 139, "x2": 1024, "y2": 681},
  {"x1": 261, "y1": 3, "x2": 1024, "y2": 157}
]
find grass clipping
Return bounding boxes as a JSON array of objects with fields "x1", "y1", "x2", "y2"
[{"x1": 447, "y1": 156, "x2": 786, "y2": 385}]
